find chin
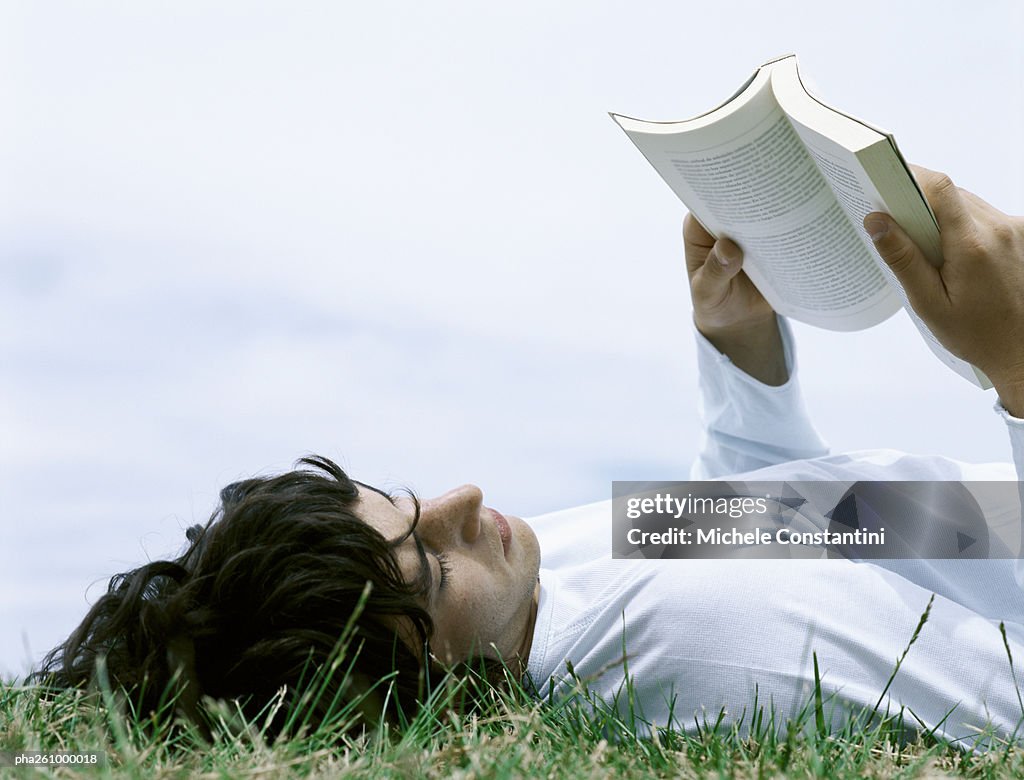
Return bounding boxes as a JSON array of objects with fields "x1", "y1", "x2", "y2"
[{"x1": 510, "y1": 516, "x2": 541, "y2": 572}]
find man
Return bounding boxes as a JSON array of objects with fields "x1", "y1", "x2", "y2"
[{"x1": 38, "y1": 167, "x2": 1024, "y2": 746}]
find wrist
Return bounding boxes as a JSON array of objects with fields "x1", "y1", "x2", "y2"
[
  {"x1": 698, "y1": 315, "x2": 788, "y2": 386},
  {"x1": 985, "y1": 365, "x2": 1024, "y2": 418},
  {"x1": 995, "y1": 382, "x2": 1024, "y2": 419}
]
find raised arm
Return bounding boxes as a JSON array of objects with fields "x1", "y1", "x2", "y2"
[
  {"x1": 865, "y1": 168, "x2": 1024, "y2": 416},
  {"x1": 684, "y1": 215, "x2": 828, "y2": 478}
]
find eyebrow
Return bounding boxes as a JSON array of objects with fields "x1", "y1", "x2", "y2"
[{"x1": 353, "y1": 480, "x2": 435, "y2": 598}]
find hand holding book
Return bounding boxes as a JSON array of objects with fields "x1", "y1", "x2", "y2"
[
  {"x1": 612, "y1": 55, "x2": 997, "y2": 387},
  {"x1": 683, "y1": 214, "x2": 787, "y2": 386},
  {"x1": 865, "y1": 168, "x2": 1024, "y2": 415}
]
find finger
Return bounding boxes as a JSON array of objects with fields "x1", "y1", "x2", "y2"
[
  {"x1": 865, "y1": 212, "x2": 944, "y2": 313},
  {"x1": 683, "y1": 212, "x2": 715, "y2": 247},
  {"x1": 683, "y1": 213, "x2": 716, "y2": 274},
  {"x1": 693, "y1": 239, "x2": 744, "y2": 291},
  {"x1": 910, "y1": 166, "x2": 977, "y2": 239}
]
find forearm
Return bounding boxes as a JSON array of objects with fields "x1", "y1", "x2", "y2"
[{"x1": 691, "y1": 316, "x2": 829, "y2": 479}]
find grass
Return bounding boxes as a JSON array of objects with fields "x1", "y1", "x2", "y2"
[
  {"x1": 4, "y1": 669, "x2": 1024, "y2": 778},
  {"x1": 4, "y1": 601, "x2": 1024, "y2": 779}
]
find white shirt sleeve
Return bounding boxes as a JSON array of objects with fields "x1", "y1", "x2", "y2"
[
  {"x1": 528, "y1": 333, "x2": 1024, "y2": 748},
  {"x1": 994, "y1": 399, "x2": 1024, "y2": 482},
  {"x1": 690, "y1": 316, "x2": 829, "y2": 479}
]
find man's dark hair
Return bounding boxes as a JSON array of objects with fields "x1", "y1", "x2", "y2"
[{"x1": 32, "y1": 455, "x2": 435, "y2": 737}]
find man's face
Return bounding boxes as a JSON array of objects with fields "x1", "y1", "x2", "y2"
[{"x1": 355, "y1": 483, "x2": 541, "y2": 665}]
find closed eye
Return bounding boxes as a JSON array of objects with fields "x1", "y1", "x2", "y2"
[{"x1": 436, "y1": 551, "x2": 453, "y2": 591}]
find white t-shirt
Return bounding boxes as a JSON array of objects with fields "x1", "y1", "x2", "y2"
[{"x1": 525, "y1": 322, "x2": 1024, "y2": 745}]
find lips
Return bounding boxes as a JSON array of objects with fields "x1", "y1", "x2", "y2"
[{"x1": 489, "y1": 507, "x2": 511, "y2": 558}]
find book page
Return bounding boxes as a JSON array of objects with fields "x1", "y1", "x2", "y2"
[
  {"x1": 767, "y1": 57, "x2": 943, "y2": 264},
  {"x1": 615, "y1": 78, "x2": 899, "y2": 331},
  {"x1": 780, "y1": 95, "x2": 989, "y2": 387}
]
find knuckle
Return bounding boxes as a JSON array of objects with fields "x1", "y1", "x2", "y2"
[
  {"x1": 700, "y1": 259, "x2": 724, "y2": 280},
  {"x1": 923, "y1": 171, "x2": 957, "y2": 200},
  {"x1": 933, "y1": 173, "x2": 957, "y2": 195},
  {"x1": 882, "y1": 241, "x2": 917, "y2": 272},
  {"x1": 989, "y1": 220, "x2": 1017, "y2": 247}
]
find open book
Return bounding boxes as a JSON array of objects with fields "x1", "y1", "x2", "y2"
[{"x1": 612, "y1": 54, "x2": 989, "y2": 388}]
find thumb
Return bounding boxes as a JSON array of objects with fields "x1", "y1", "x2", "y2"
[
  {"x1": 698, "y1": 239, "x2": 745, "y2": 286},
  {"x1": 864, "y1": 213, "x2": 941, "y2": 306}
]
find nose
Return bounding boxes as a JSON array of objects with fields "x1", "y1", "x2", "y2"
[{"x1": 419, "y1": 484, "x2": 483, "y2": 547}]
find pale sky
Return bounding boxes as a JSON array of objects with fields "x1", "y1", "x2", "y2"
[{"x1": 2, "y1": 0, "x2": 1022, "y2": 675}]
